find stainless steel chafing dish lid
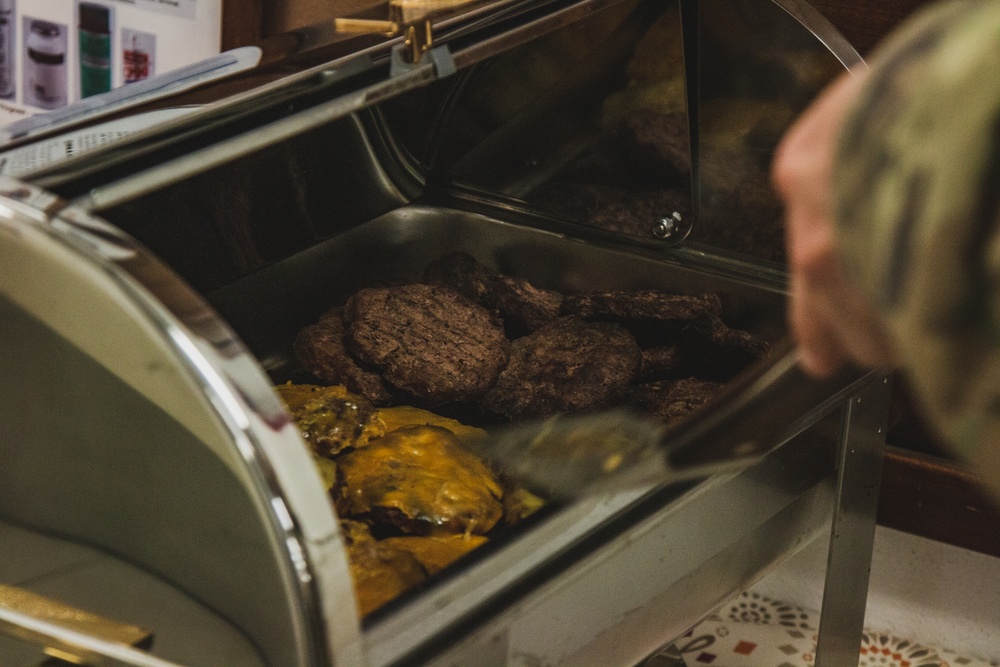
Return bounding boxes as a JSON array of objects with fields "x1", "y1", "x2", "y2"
[{"x1": 0, "y1": 185, "x2": 362, "y2": 665}]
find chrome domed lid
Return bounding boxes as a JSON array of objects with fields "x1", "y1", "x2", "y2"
[{"x1": 0, "y1": 178, "x2": 362, "y2": 666}]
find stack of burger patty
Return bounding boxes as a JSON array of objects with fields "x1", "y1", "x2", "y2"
[{"x1": 293, "y1": 251, "x2": 767, "y2": 427}]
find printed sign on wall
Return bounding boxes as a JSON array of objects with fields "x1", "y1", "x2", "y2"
[{"x1": 0, "y1": 0, "x2": 221, "y2": 125}]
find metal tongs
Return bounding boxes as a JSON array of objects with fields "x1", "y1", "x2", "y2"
[{"x1": 481, "y1": 338, "x2": 867, "y2": 499}]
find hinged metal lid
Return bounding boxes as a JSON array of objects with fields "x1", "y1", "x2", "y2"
[{"x1": 15, "y1": 0, "x2": 860, "y2": 272}]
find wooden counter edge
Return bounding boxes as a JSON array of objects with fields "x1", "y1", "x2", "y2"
[{"x1": 878, "y1": 446, "x2": 1000, "y2": 559}]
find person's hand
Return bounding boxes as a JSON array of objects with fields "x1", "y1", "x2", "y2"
[{"x1": 772, "y1": 70, "x2": 899, "y2": 377}]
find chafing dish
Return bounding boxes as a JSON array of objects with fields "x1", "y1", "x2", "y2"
[{"x1": 0, "y1": 1, "x2": 890, "y2": 665}]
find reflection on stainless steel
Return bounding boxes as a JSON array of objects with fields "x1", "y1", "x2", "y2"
[{"x1": 0, "y1": 518, "x2": 267, "y2": 666}]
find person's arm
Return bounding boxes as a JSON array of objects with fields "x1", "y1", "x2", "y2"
[{"x1": 773, "y1": 0, "x2": 1000, "y2": 481}]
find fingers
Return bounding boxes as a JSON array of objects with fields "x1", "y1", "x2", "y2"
[
  {"x1": 772, "y1": 70, "x2": 899, "y2": 376},
  {"x1": 772, "y1": 72, "x2": 863, "y2": 210},
  {"x1": 788, "y1": 234, "x2": 899, "y2": 377},
  {"x1": 788, "y1": 274, "x2": 841, "y2": 377}
]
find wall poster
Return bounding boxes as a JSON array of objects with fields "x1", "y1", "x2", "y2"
[{"x1": 0, "y1": 0, "x2": 222, "y2": 126}]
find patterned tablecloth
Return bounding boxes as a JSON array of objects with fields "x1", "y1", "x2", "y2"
[{"x1": 642, "y1": 592, "x2": 997, "y2": 667}]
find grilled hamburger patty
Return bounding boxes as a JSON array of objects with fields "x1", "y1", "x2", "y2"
[
  {"x1": 275, "y1": 383, "x2": 384, "y2": 457},
  {"x1": 336, "y1": 425, "x2": 504, "y2": 536},
  {"x1": 639, "y1": 345, "x2": 684, "y2": 380},
  {"x1": 488, "y1": 274, "x2": 563, "y2": 335},
  {"x1": 346, "y1": 284, "x2": 510, "y2": 404},
  {"x1": 680, "y1": 312, "x2": 769, "y2": 381},
  {"x1": 481, "y1": 316, "x2": 642, "y2": 421},
  {"x1": 423, "y1": 252, "x2": 562, "y2": 336},
  {"x1": 422, "y1": 251, "x2": 494, "y2": 304},
  {"x1": 630, "y1": 377, "x2": 723, "y2": 427},
  {"x1": 294, "y1": 308, "x2": 394, "y2": 405},
  {"x1": 561, "y1": 289, "x2": 722, "y2": 325}
]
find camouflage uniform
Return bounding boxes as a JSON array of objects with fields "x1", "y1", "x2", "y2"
[{"x1": 833, "y1": 0, "x2": 1000, "y2": 484}]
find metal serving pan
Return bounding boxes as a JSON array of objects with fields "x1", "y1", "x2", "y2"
[
  {"x1": 0, "y1": 192, "x2": 885, "y2": 666},
  {"x1": 0, "y1": 0, "x2": 888, "y2": 665}
]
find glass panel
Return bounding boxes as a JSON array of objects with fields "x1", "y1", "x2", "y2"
[
  {"x1": 377, "y1": 0, "x2": 846, "y2": 262},
  {"x1": 690, "y1": 0, "x2": 845, "y2": 261}
]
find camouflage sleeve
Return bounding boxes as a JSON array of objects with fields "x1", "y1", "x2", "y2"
[{"x1": 832, "y1": 0, "x2": 1000, "y2": 479}]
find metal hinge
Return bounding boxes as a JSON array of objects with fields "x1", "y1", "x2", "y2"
[{"x1": 334, "y1": 0, "x2": 477, "y2": 67}]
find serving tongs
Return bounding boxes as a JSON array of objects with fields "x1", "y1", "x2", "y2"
[{"x1": 482, "y1": 338, "x2": 868, "y2": 499}]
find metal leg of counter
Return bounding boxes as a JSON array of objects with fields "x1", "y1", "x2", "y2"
[{"x1": 815, "y1": 375, "x2": 892, "y2": 667}]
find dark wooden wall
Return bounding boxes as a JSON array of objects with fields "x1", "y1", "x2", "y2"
[
  {"x1": 222, "y1": 0, "x2": 264, "y2": 50},
  {"x1": 810, "y1": 0, "x2": 936, "y2": 54},
  {"x1": 243, "y1": 1, "x2": 942, "y2": 52},
  {"x1": 261, "y1": 0, "x2": 383, "y2": 38},
  {"x1": 222, "y1": 0, "x2": 382, "y2": 49}
]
